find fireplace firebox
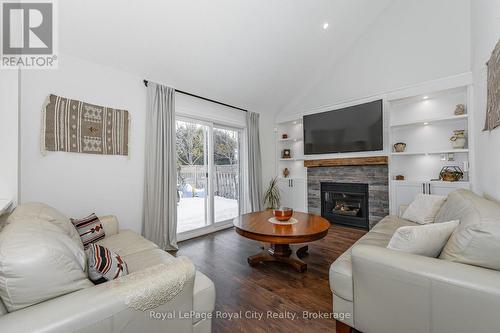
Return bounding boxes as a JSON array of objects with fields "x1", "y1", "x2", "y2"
[{"x1": 321, "y1": 182, "x2": 369, "y2": 230}]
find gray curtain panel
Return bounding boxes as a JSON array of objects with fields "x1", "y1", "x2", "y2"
[
  {"x1": 246, "y1": 111, "x2": 263, "y2": 211},
  {"x1": 142, "y1": 82, "x2": 178, "y2": 250}
]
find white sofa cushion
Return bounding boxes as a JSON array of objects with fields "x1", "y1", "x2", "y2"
[
  {"x1": 329, "y1": 215, "x2": 419, "y2": 302},
  {"x1": 97, "y1": 229, "x2": 158, "y2": 257},
  {"x1": 0, "y1": 218, "x2": 92, "y2": 312},
  {"x1": 7, "y1": 202, "x2": 83, "y2": 249},
  {"x1": 436, "y1": 189, "x2": 500, "y2": 226},
  {"x1": 438, "y1": 190, "x2": 500, "y2": 270},
  {"x1": 123, "y1": 248, "x2": 175, "y2": 273},
  {"x1": 387, "y1": 220, "x2": 459, "y2": 257},
  {"x1": 402, "y1": 194, "x2": 446, "y2": 224},
  {"x1": 441, "y1": 223, "x2": 500, "y2": 270}
]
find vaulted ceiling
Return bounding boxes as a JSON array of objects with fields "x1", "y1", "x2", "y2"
[{"x1": 59, "y1": 0, "x2": 393, "y2": 113}]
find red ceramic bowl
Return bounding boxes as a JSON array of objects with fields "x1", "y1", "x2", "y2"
[{"x1": 272, "y1": 207, "x2": 294, "y2": 221}]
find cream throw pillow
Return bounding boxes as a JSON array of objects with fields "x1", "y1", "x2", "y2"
[
  {"x1": 440, "y1": 223, "x2": 500, "y2": 270},
  {"x1": 435, "y1": 189, "x2": 500, "y2": 270},
  {"x1": 402, "y1": 193, "x2": 447, "y2": 224},
  {"x1": 387, "y1": 220, "x2": 459, "y2": 257}
]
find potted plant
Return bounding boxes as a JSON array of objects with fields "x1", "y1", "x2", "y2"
[{"x1": 263, "y1": 177, "x2": 281, "y2": 209}]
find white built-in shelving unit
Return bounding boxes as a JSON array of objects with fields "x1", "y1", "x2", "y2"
[
  {"x1": 273, "y1": 74, "x2": 475, "y2": 215},
  {"x1": 275, "y1": 119, "x2": 306, "y2": 179},
  {"x1": 389, "y1": 149, "x2": 469, "y2": 156},
  {"x1": 387, "y1": 83, "x2": 475, "y2": 214},
  {"x1": 274, "y1": 119, "x2": 307, "y2": 212}
]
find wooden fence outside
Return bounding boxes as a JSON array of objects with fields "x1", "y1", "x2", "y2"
[{"x1": 178, "y1": 164, "x2": 239, "y2": 199}]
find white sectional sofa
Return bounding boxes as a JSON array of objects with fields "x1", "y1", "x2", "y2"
[
  {"x1": 330, "y1": 189, "x2": 500, "y2": 333},
  {"x1": 0, "y1": 203, "x2": 215, "y2": 333}
]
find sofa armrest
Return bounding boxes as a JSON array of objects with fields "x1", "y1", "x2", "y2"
[
  {"x1": 99, "y1": 215, "x2": 119, "y2": 236},
  {"x1": 0, "y1": 269, "x2": 196, "y2": 333},
  {"x1": 351, "y1": 244, "x2": 500, "y2": 333}
]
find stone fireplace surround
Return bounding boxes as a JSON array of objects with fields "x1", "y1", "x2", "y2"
[{"x1": 306, "y1": 157, "x2": 389, "y2": 229}]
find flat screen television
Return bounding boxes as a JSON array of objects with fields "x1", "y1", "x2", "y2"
[{"x1": 303, "y1": 99, "x2": 383, "y2": 154}]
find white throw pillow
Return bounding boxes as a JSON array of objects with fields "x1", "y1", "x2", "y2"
[
  {"x1": 402, "y1": 193, "x2": 447, "y2": 224},
  {"x1": 440, "y1": 222, "x2": 500, "y2": 270},
  {"x1": 387, "y1": 220, "x2": 459, "y2": 257}
]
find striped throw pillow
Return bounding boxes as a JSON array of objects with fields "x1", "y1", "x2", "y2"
[
  {"x1": 71, "y1": 213, "x2": 105, "y2": 249},
  {"x1": 87, "y1": 244, "x2": 128, "y2": 284}
]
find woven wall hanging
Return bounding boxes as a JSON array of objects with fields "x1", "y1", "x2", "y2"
[
  {"x1": 484, "y1": 39, "x2": 500, "y2": 131},
  {"x1": 42, "y1": 94, "x2": 129, "y2": 155}
]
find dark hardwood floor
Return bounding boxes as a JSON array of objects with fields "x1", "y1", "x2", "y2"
[{"x1": 175, "y1": 224, "x2": 366, "y2": 333}]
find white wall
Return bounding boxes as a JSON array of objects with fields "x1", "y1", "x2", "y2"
[
  {"x1": 471, "y1": 0, "x2": 500, "y2": 199},
  {"x1": 279, "y1": 0, "x2": 471, "y2": 120},
  {"x1": 20, "y1": 54, "x2": 147, "y2": 232},
  {"x1": 0, "y1": 69, "x2": 19, "y2": 204}
]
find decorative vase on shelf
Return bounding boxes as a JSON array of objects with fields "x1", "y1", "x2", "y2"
[
  {"x1": 450, "y1": 130, "x2": 467, "y2": 149},
  {"x1": 454, "y1": 104, "x2": 466, "y2": 115},
  {"x1": 283, "y1": 168, "x2": 290, "y2": 178},
  {"x1": 393, "y1": 142, "x2": 406, "y2": 153}
]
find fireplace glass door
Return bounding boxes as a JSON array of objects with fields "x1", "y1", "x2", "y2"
[{"x1": 321, "y1": 182, "x2": 369, "y2": 230}]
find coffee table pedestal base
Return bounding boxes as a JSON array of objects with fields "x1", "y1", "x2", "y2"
[{"x1": 248, "y1": 244, "x2": 308, "y2": 272}]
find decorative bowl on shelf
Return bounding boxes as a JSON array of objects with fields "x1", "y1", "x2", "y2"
[
  {"x1": 393, "y1": 142, "x2": 406, "y2": 153},
  {"x1": 272, "y1": 207, "x2": 294, "y2": 221},
  {"x1": 439, "y1": 166, "x2": 464, "y2": 182}
]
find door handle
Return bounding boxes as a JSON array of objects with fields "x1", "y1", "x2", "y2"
[
  {"x1": 428, "y1": 183, "x2": 431, "y2": 195},
  {"x1": 422, "y1": 183, "x2": 426, "y2": 194}
]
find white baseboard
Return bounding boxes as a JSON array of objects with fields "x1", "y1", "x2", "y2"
[{"x1": 177, "y1": 220, "x2": 234, "y2": 242}]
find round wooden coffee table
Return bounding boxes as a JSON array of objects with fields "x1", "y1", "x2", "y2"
[{"x1": 233, "y1": 210, "x2": 330, "y2": 272}]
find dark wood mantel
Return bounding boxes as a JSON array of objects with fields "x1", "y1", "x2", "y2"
[{"x1": 304, "y1": 156, "x2": 388, "y2": 168}]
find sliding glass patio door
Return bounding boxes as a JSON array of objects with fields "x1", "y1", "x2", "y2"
[
  {"x1": 176, "y1": 119, "x2": 209, "y2": 233},
  {"x1": 176, "y1": 117, "x2": 242, "y2": 236}
]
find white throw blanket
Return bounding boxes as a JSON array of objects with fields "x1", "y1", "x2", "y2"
[{"x1": 107, "y1": 256, "x2": 195, "y2": 311}]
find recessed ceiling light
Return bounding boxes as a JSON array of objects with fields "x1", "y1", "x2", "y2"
[
  {"x1": 423, "y1": 96, "x2": 429, "y2": 100},
  {"x1": 423, "y1": 122, "x2": 429, "y2": 125},
  {"x1": 323, "y1": 22, "x2": 329, "y2": 30}
]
